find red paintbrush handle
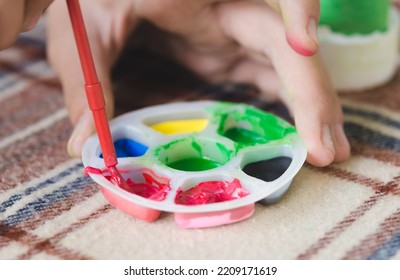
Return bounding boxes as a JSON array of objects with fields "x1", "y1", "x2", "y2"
[
  {"x1": 86, "y1": 82, "x2": 118, "y2": 168},
  {"x1": 66, "y1": 0, "x2": 118, "y2": 168}
]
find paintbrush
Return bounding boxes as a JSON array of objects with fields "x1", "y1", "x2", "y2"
[{"x1": 66, "y1": 0, "x2": 128, "y2": 188}]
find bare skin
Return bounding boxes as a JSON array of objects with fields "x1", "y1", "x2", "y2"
[
  {"x1": 0, "y1": 0, "x2": 351, "y2": 167},
  {"x1": 0, "y1": 0, "x2": 52, "y2": 49}
]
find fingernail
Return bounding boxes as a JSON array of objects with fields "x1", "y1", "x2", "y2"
[
  {"x1": 67, "y1": 110, "x2": 91, "y2": 157},
  {"x1": 307, "y1": 18, "x2": 319, "y2": 46},
  {"x1": 322, "y1": 124, "x2": 335, "y2": 154}
]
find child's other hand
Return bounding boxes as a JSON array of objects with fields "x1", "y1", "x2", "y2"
[
  {"x1": 264, "y1": 0, "x2": 319, "y2": 56},
  {"x1": 47, "y1": 0, "x2": 350, "y2": 167},
  {"x1": 0, "y1": 0, "x2": 53, "y2": 49}
]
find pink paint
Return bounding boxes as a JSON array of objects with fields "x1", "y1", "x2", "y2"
[
  {"x1": 286, "y1": 33, "x2": 317, "y2": 57},
  {"x1": 123, "y1": 179, "x2": 169, "y2": 201},
  {"x1": 175, "y1": 179, "x2": 248, "y2": 206},
  {"x1": 84, "y1": 166, "x2": 103, "y2": 176},
  {"x1": 108, "y1": 166, "x2": 129, "y2": 189},
  {"x1": 84, "y1": 166, "x2": 128, "y2": 188},
  {"x1": 85, "y1": 166, "x2": 170, "y2": 201}
]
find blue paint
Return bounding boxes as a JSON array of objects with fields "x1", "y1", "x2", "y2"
[{"x1": 100, "y1": 138, "x2": 148, "y2": 158}]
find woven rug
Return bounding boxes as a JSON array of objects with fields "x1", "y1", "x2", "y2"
[{"x1": 1, "y1": 22, "x2": 400, "y2": 260}]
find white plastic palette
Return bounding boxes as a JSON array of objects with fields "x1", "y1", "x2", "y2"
[{"x1": 82, "y1": 101, "x2": 307, "y2": 228}]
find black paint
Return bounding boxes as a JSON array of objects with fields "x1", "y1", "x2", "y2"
[{"x1": 243, "y1": 157, "x2": 292, "y2": 182}]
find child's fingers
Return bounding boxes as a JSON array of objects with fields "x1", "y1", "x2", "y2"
[
  {"x1": 217, "y1": 1, "x2": 350, "y2": 166},
  {"x1": 64, "y1": 85, "x2": 114, "y2": 158},
  {"x1": 46, "y1": 0, "x2": 136, "y2": 158},
  {"x1": 265, "y1": 0, "x2": 320, "y2": 56},
  {"x1": 46, "y1": 1, "x2": 108, "y2": 157}
]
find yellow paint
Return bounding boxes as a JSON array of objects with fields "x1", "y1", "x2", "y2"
[{"x1": 150, "y1": 119, "x2": 208, "y2": 135}]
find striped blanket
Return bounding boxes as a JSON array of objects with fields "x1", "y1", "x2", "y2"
[{"x1": 1, "y1": 23, "x2": 399, "y2": 260}]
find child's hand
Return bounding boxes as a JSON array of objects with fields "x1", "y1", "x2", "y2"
[
  {"x1": 47, "y1": 0, "x2": 350, "y2": 167},
  {"x1": 264, "y1": 0, "x2": 319, "y2": 56},
  {"x1": 0, "y1": 0, "x2": 53, "y2": 49},
  {"x1": 47, "y1": 0, "x2": 137, "y2": 161}
]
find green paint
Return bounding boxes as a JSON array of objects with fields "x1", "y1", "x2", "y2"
[
  {"x1": 167, "y1": 157, "x2": 222, "y2": 171},
  {"x1": 210, "y1": 102, "x2": 295, "y2": 149},
  {"x1": 191, "y1": 140, "x2": 202, "y2": 155},
  {"x1": 216, "y1": 142, "x2": 234, "y2": 159},
  {"x1": 154, "y1": 102, "x2": 296, "y2": 171},
  {"x1": 224, "y1": 127, "x2": 267, "y2": 145},
  {"x1": 319, "y1": 0, "x2": 390, "y2": 34},
  {"x1": 155, "y1": 135, "x2": 234, "y2": 171}
]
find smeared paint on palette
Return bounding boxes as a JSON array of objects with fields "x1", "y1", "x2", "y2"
[
  {"x1": 175, "y1": 179, "x2": 248, "y2": 206},
  {"x1": 82, "y1": 101, "x2": 307, "y2": 228}
]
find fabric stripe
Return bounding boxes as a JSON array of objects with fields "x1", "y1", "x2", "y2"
[
  {"x1": 344, "y1": 106, "x2": 400, "y2": 130},
  {"x1": 342, "y1": 207, "x2": 400, "y2": 260},
  {"x1": 368, "y1": 232, "x2": 400, "y2": 260},
  {"x1": 341, "y1": 98, "x2": 400, "y2": 124},
  {"x1": 297, "y1": 168, "x2": 399, "y2": 259},
  {"x1": 0, "y1": 117, "x2": 72, "y2": 191},
  {"x1": 350, "y1": 139, "x2": 400, "y2": 166},
  {"x1": 0, "y1": 79, "x2": 33, "y2": 103},
  {"x1": 3, "y1": 174, "x2": 93, "y2": 227},
  {"x1": 0, "y1": 135, "x2": 73, "y2": 198},
  {"x1": 345, "y1": 115, "x2": 400, "y2": 140},
  {"x1": 0, "y1": 226, "x2": 90, "y2": 260},
  {"x1": 335, "y1": 155, "x2": 400, "y2": 184},
  {"x1": 298, "y1": 192, "x2": 386, "y2": 259},
  {"x1": 0, "y1": 59, "x2": 48, "y2": 82},
  {"x1": 340, "y1": 81, "x2": 400, "y2": 112},
  {"x1": 0, "y1": 116, "x2": 70, "y2": 166},
  {"x1": 0, "y1": 160, "x2": 81, "y2": 213},
  {"x1": 0, "y1": 109, "x2": 67, "y2": 150},
  {"x1": 0, "y1": 185, "x2": 109, "y2": 260},
  {"x1": 345, "y1": 123, "x2": 400, "y2": 153},
  {"x1": 30, "y1": 191, "x2": 106, "y2": 238},
  {"x1": 0, "y1": 83, "x2": 64, "y2": 137},
  {"x1": 1, "y1": 181, "x2": 100, "y2": 238},
  {"x1": 19, "y1": 204, "x2": 112, "y2": 259},
  {"x1": 0, "y1": 164, "x2": 83, "y2": 218}
]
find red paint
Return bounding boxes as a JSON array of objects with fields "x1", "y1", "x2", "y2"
[
  {"x1": 84, "y1": 166, "x2": 103, "y2": 176},
  {"x1": 122, "y1": 170, "x2": 170, "y2": 201},
  {"x1": 124, "y1": 179, "x2": 169, "y2": 201},
  {"x1": 286, "y1": 33, "x2": 317, "y2": 57},
  {"x1": 175, "y1": 179, "x2": 249, "y2": 205},
  {"x1": 67, "y1": 0, "x2": 126, "y2": 188},
  {"x1": 85, "y1": 166, "x2": 170, "y2": 201}
]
